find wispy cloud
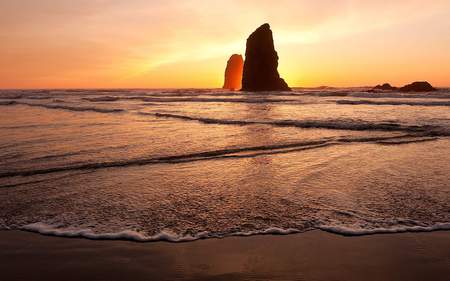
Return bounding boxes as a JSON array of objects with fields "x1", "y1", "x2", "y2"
[{"x1": 1, "y1": 0, "x2": 449, "y2": 87}]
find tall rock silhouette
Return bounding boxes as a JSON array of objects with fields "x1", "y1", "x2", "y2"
[
  {"x1": 241, "y1": 23, "x2": 291, "y2": 91},
  {"x1": 223, "y1": 54, "x2": 244, "y2": 90}
]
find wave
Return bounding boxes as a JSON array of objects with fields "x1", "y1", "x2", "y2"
[
  {"x1": 27, "y1": 96, "x2": 52, "y2": 100},
  {"x1": 300, "y1": 91, "x2": 352, "y2": 97},
  {"x1": 0, "y1": 101, "x2": 17, "y2": 106},
  {"x1": 302, "y1": 90, "x2": 450, "y2": 99},
  {"x1": 81, "y1": 94, "x2": 298, "y2": 104},
  {"x1": 17, "y1": 221, "x2": 450, "y2": 243},
  {"x1": 0, "y1": 101, "x2": 124, "y2": 113},
  {"x1": 29, "y1": 149, "x2": 104, "y2": 161},
  {"x1": 0, "y1": 171, "x2": 96, "y2": 189},
  {"x1": 80, "y1": 90, "x2": 309, "y2": 100},
  {"x1": 376, "y1": 137, "x2": 439, "y2": 145},
  {"x1": 139, "y1": 97, "x2": 296, "y2": 104},
  {"x1": 82, "y1": 96, "x2": 121, "y2": 102},
  {"x1": 20, "y1": 223, "x2": 209, "y2": 242},
  {"x1": 0, "y1": 135, "x2": 438, "y2": 179},
  {"x1": 0, "y1": 139, "x2": 336, "y2": 178},
  {"x1": 0, "y1": 122, "x2": 87, "y2": 130},
  {"x1": 319, "y1": 222, "x2": 450, "y2": 236},
  {"x1": 145, "y1": 112, "x2": 449, "y2": 136},
  {"x1": 0, "y1": 94, "x2": 23, "y2": 99},
  {"x1": 20, "y1": 223, "x2": 303, "y2": 242},
  {"x1": 336, "y1": 100, "x2": 450, "y2": 106}
]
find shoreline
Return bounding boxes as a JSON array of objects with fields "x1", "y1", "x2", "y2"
[
  {"x1": 10, "y1": 221, "x2": 450, "y2": 243},
  {"x1": 1, "y1": 230, "x2": 449, "y2": 281}
]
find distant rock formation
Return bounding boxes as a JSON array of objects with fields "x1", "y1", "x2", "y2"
[
  {"x1": 400, "y1": 81, "x2": 436, "y2": 92},
  {"x1": 370, "y1": 82, "x2": 436, "y2": 93},
  {"x1": 241, "y1": 23, "x2": 291, "y2": 92},
  {"x1": 373, "y1": 83, "x2": 398, "y2": 91},
  {"x1": 223, "y1": 54, "x2": 244, "y2": 90}
]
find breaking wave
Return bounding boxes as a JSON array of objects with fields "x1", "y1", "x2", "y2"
[
  {"x1": 18, "y1": 221, "x2": 450, "y2": 243},
  {"x1": 82, "y1": 96, "x2": 121, "y2": 102},
  {"x1": 145, "y1": 112, "x2": 449, "y2": 136},
  {"x1": 20, "y1": 223, "x2": 210, "y2": 242},
  {"x1": 0, "y1": 101, "x2": 124, "y2": 113},
  {"x1": 319, "y1": 222, "x2": 450, "y2": 236},
  {"x1": 336, "y1": 100, "x2": 450, "y2": 107},
  {"x1": 302, "y1": 90, "x2": 450, "y2": 99},
  {"x1": 139, "y1": 97, "x2": 296, "y2": 104},
  {"x1": 0, "y1": 101, "x2": 17, "y2": 106},
  {"x1": 0, "y1": 135, "x2": 438, "y2": 179},
  {"x1": 20, "y1": 223, "x2": 303, "y2": 242},
  {"x1": 81, "y1": 95, "x2": 298, "y2": 104}
]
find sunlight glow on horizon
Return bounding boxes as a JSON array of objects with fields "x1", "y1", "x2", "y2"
[{"x1": 1, "y1": 0, "x2": 450, "y2": 88}]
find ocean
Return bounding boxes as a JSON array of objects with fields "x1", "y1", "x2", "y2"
[{"x1": 1, "y1": 88, "x2": 449, "y2": 242}]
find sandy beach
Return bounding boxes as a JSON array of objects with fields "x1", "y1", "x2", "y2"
[{"x1": 1, "y1": 230, "x2": 449, "y2": 281}]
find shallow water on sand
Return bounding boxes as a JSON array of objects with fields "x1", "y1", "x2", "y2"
[{"x1": 0, "y1": 88, "x2": 449, "y2": 241}]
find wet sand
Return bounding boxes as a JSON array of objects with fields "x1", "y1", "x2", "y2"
[{"x1": 1, "y1": 230, "x2": 449, "y2": 281}]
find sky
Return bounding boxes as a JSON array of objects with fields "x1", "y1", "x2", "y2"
[{"x1": 1, "y1": 0, "x2": 450, "y2": 89}]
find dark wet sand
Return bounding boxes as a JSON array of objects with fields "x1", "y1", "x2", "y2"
[{"x1": 1, "y1": 230, "x2": 449, "y2": 281}]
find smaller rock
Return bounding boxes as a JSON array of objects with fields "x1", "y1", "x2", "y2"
[
  {"x1": 223, "y1": 54, "x2": 244, "y2": 91},
  {"x1": 373, "y1": 83, "x2": 398, "y2": 91},
  {"x1": 400, "y1": 81, "x2": 436, "y2": 92}
]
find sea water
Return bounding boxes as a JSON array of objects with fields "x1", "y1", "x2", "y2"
[{"x1": 1, "y1": 88, "x2": 449, "y2": 241}]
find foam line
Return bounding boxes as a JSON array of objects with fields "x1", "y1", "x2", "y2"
[
  {"x1": 0, "y1": 134, "x2": 435, "y2": 179},
  {"x1": 319, "y1": 223, "x2": 450, "y2": 236},
  {"x1": 336, "y1": 100, "x2": 450, "y2": 106},
  {"x1": 146, "y1": 112, "x2": 449, "y2": 136},
  {"x1": 0, "y1": 101, "x2": 124, "y2": 113},
  {"x1": 17, "y1": 222, "x2": 450, "y2": 243}
]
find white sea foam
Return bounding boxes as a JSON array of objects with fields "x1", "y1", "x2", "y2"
[
  {"x1": 20, "y1": 223, "x2": 299, "y2": 242},
  {"x1": 0, "y1": 219, "x2": 9, "y2": 230},
  {"x1": 3, "y1": 134, "x2": 436, "y2": 179},
  {"x1": 147, "y1": 112, "x2": 450, "y2": 136},
  {"x1": 336, "y1": 100, "x2": 450, "y2": 107},
  {"x1": 234, "y1": 227, "x2": 301, "y2": 236},
  {"x1": 0, "y1": 101, "x2": 124, "y2": 113},
  {"x1": 19, "y1": 222, "x2": 450, "y2": 243},
  {"x1": 318, "y1": 223, "x2": 450, "y2": 236},
  {"x1": 21, "y1": 223, "x2": 210, "y2": 242}
]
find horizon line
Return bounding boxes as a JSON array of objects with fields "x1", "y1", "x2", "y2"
[{"x1": 1, "y1": 85, "x2": 450, "y2": 91}]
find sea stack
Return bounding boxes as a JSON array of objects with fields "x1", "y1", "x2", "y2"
[
  {"x1": 223, "y1": 54, "x2": 244, "y2": 90},
  {"x1": 241, "y1": 23, "x2": 291, "y2": 91},
  {"x1": 373, "y1": 83, "x2": 398, "y2": 91},
  {"x1": 400, "y1": 81, "x2": 436, "y2": 92}
]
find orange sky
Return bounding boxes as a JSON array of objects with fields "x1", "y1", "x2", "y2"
[{"x1": 1, "y1": 0, "x2": 450, "y2": 89}]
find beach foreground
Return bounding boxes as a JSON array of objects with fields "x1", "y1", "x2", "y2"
[{"x1": 1, "y1": 230, "x2": 449, "y2": 281}]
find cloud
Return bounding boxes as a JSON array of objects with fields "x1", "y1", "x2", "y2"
[{"x1": 0, "y1": 0, "x2": 449, "y2": 87}]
